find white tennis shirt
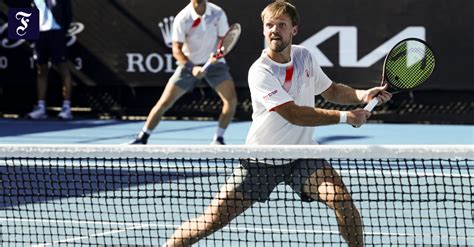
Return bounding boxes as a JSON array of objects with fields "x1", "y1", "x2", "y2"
[
  {"x1": 246, "y1": 45, "x2": 333, "y2": 145},
  {"x1": 172, "y1": 2, "x2": 229, "y2": 65},
  {"x1": 34, "y1": 0, "x2": 61, "y2": 31}
]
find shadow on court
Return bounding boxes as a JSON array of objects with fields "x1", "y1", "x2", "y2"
[
  {"x1": 0, "y1": 119, "x2": 125, "y2": 138},
  {"x1": 0, "y1": 162, "x2": 224, "y2": 209},
  {"x1": 317, "y1": 135, "x2": 370, "y2": 144},
  {"x1": 76, "y1": 123, "x2": 218, "y2": 143}
]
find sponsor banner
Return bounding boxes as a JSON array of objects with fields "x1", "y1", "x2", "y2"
[{"x1": 0, "y1": 0, "x2": 473, "y2": 90}]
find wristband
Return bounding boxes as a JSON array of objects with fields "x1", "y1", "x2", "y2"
[
  {"x1": 184, "y1": 61, "x2": 194, "y2": 71},
  {"x1": 339, "y1": 111, "x2": 347, "y2": 124}
]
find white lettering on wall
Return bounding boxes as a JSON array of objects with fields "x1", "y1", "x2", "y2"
[
  {"x1": 126, "y1": 53, "x2": 175, "y2": 73},
  {"x1": 300, "y1": 26, "x2": 426, "y2": 67},
  {"x1": 0, "y1": 56, "x2": 7, "y2": 69}
]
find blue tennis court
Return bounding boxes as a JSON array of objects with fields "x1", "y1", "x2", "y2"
[
  {"x1": 0, "y1": 119, "x2": 472, "y2": 145},
  {"x1": 0, "y1": 119, "x2": 473, "y2": 246}
]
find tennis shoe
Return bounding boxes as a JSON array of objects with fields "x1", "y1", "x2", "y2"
[
  {"x1": 27, "y1": 106, "x2": 47, "y2": 119},
  {"x1": 128, "y1": 132, "x2": 149, "y2": 145},
  {"x1": 210, "y1": 136, "x2": 225, "y2": 145},
  {"x1": 58, "y1": 107, "x2": 73, "y2": 120}
]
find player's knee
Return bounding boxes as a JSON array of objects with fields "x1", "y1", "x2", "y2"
[
  {"x1": 321, "y1": 186, "x2": 353, "y2": 206},
  {"x1": 223, "y1": 95, "x2": 237, "y2": 110}
]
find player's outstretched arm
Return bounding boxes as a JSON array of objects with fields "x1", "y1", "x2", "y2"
[
  {"x1": 273, "y1": 101, "x2": 370, "y2": 127},
  {"x1": 321, "y1": 82, "x2": 391, "y2": 106}
]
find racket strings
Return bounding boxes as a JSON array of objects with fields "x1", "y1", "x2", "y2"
[
  {"x1": 385, "y1": 40, "x2": 435, "y2": 90},
  {"x1": 219, "y1": 24, "x2": 241, "y2": 56}
]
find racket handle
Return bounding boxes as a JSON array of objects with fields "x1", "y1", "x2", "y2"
[
  {"x1": 364, "y1": 98, "x2": 379, "y2": 112},
  {"x1": 201, "y1": 60, "x2": 212, "y2": 72},
  {"x1": 352, "y1": 98, "x2": 379, "y2": 128}
]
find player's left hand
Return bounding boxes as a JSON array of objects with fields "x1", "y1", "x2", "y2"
[
  {"x1": 198, "y1": 53, "x2": 219, "y2": 75},
  {"x1": 365, "y1": 84, "x2": 392, "y2": 105},
  {"x1": 207, "y1": 52, "x2": 219, "y2": 65}
]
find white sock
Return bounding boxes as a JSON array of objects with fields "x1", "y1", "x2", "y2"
[
  {"x1": 38, "y1": 100, "x2": 46, "y2": 109},
  {"x1": 141, "y1": 127, "x2": 153, "y2": 135},
  {"x1": 213, "y1": 127, "x2": 226, "y2": 140},
  {"x1": 62, "y1": 100, "x2": 71, "y2": 109}
]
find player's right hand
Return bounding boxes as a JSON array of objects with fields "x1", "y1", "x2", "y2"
[{"x1": 347, "y1": 108, "x2": 371, "y2": 127}]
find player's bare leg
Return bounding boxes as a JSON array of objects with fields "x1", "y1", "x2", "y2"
[
  {"x1": 36, "y1": 64, "x2": 49, "y2": 101},
  {"x1": 304, "y1": 163, "x2": 364, "y2": 247},
  {"x1": 163, "y1": 183, "x2": 254, "y2": 247},
  {"x1": 144, "y1": 82, "x2": 187, "y2": 130},
  {"x1": 214, "y1": 79, "x2": 237, "y2": 129},
  {"x1": 57, "y1": 62, "x2": 72, "y2": 101},
  {"x1": 27, "y1": 64, "x2": 50, "y2": 119}
]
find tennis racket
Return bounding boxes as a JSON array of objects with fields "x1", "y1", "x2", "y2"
[
  {"x1": 201, "y1": 23, "x2": 241, "y2": 71},
  {"x1": 364, "y1": 38, "x2": 436, "y2": 111}
]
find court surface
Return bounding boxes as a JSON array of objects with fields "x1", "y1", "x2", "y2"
[
  {"x1": 0, "y1": 119, "x2": 473, "y2": 246},
  {"x1": 0, "y1": 119, "x2": 472, "y2": 145}
]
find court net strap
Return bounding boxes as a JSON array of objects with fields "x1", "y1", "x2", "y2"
[{"x1": 0, "y1": 144, "x2": 472, "y2": 160}]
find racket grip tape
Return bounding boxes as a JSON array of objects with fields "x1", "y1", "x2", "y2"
[
  {"x1": 364, "y1": 98, "x2": 379, "y2": 112},
  {"x1": 202, "y1": 60, "x2": 212, "y2": 72},
  {"x1": 352, "y1": 97, "x2": 379, "y2": 128}
]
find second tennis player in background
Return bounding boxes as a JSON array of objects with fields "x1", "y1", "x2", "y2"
[{"x1": 129, "y1": 0, "x2": 237, "y2": 145}]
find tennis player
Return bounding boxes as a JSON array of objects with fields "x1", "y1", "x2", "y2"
[
  {"x1": 163, "y1": 1, "x2": 391, "y2": 247},
  {"x1": 129, "y1": 0, "x2": 237, "y2": 145}
]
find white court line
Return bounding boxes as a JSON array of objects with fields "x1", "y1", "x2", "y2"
[
  {"x1": 338, "y1": 169, "x2": 473, "y2": 178},
  {"x1": 32, "y1": 224, "x2": 150, "y2": 247},
  {"x1": 0, "y1": 218, "x2": 137, "y2": 227},
  {"x1": 2, "y1": 217, "x2": 472, "y2": 245}
]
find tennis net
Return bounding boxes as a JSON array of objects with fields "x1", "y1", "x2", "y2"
[{"x1": 1, "y1": 145, "x2": 473, "y2": 246}]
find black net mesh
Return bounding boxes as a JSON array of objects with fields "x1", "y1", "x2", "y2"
[{"x1": 1, "y1": 149, "x2": 472, "y2": 246}]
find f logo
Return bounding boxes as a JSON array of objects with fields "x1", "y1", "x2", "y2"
[{"x1": 8, "y1": 8, "x2": 39, "y2": 40}]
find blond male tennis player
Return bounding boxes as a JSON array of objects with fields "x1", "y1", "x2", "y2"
[{"x1": 163, "y1": 1, "x2": 391, "y2": 246}]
